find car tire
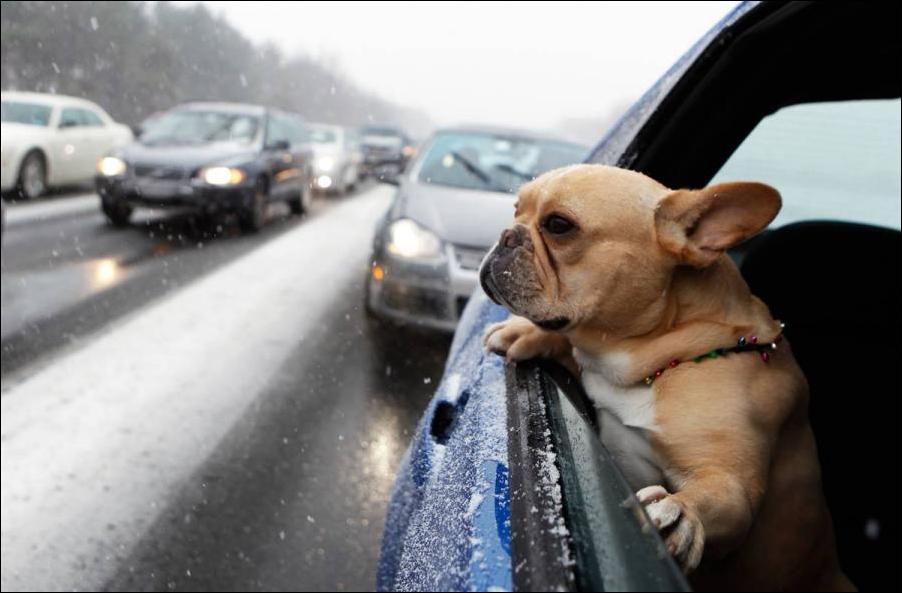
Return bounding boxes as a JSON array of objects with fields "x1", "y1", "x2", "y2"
[
  {"x1": 239, "y1": 178, "x2": 269, "y2": 232},
  {"x1": 289, "y1": 182, "x2": 312, "y2": 216},
  {"x1": 16, "y1": 151, "x2": 47, "y2": 200},
  {"x1": 102, "y1": 198, "x2": 133, "y2": 227}
]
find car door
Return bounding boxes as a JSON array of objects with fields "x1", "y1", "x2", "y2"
[
  {"x1": 77, "y1": 107, "x2": 114, "y2": 179},
  {"x1": 53, "y1": 107, "x2": 93, "y2": 184},
  {"x1": 345, "y1": 129, "x2": 363, "y2": 181},
  {"x1": 263, "y1": 113, "x2": 298, "y2": 200},
  {"x1": 285, "y1": 115, "x2": 313, "y2": 190}
]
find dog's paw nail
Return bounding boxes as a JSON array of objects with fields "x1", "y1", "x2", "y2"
[{"x1": 636, "y1": 485, "x2": 669, "y2": 505}]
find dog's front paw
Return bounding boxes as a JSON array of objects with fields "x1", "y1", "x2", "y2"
[
  {"x1": 483, "y1": 316, "x2": 551, "y2": 362},
  {"x1": 637, "y1": 485, "x2": 705, "y2": 573}
]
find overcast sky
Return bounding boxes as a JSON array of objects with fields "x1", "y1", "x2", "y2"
[{"x1": 189, "y1": 1, "x2": 737, "y2": 129}]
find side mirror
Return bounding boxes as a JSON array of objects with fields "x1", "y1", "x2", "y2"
[{"x1": 266, "y1": 139, "x2": 291, "y2": 151}]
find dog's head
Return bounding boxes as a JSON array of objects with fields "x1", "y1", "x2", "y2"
[{"x1": 479, "y1": 164, "x2": 781, "y2": 336}]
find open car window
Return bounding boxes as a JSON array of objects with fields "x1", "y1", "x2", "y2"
[{"x1": 711, "y1": 98, "x2": 901, "y2": 230}]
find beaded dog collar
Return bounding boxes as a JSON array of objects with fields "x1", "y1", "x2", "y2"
[{"x1": 642, "y1": 321, "x2": 785, "y2": 386}]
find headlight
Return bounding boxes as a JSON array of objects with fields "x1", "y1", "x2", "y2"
[
  {"x1": 316, "y1": 156, "x2": 335, "y2": 171},
  {"x1": 97, "y1": 156, "x2": 127, "y2": 177},
  {"x1": 200, "y1": 166, "x2": 246, "y2": 186},
  {"x1": 386, "y1": 218, "x2": 443, "y2": 260},
  {"x1": 402, "y1": 145, "x2": 416, "y2": 158}
]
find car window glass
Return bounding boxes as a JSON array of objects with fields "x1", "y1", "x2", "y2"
[
  {"x1": 285, "y1": 117, "x2": 307, "y2": 145},
  {"x1": 711, "y1": 99, "x2": 901, "y2": 230},
  {"x1": 140, "y1": 110, "x2": 260, "y2": 145},
  {"x1": 59, "y1": 107, "x2": 85, "y2": 127},
  {"x1": 266, "y1": 114, "x2": 292, "y2": 145},
  {"x1": 79, "y1": 108, "x2": 105, "y2": 126},
  {"x1": 307, "y1": 128, "x2": 338, "y2": 145},
  {"x1": 416, "y1": 131, "x2": 586, "y2": 193},
  {"x1": 1, "y1": 100, "x2": 53, "y2": 126},
  {"x1": 363, "y1": 133, "x2": 403, "y2": 148}
]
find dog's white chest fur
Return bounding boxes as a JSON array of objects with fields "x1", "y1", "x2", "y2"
[{"x1": 575, "y1": 349, "x2": 665, "y2": 490}]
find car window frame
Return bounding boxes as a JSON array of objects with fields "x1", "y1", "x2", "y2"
[{"x1": 506, "y1": 361, "x2": 690, "y2": 592}]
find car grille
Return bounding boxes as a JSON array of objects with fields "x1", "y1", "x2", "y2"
[
  {"x1": 454, "y1": 245, "x2": 488, "y2": 271},
  {"x1": 133, "y1": 165, "x2": 191, "y2": 180},
  {"x1": 382, "y1": 283, "x2": 451, "y2": 319}
]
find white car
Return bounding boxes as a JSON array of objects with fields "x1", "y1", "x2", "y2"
[
  {"x1": 305, "y1": 124, "x2": 363, "y2": 194},
  {"x1": 1, "y1": 91, "x2": 133, "y2": 199}
]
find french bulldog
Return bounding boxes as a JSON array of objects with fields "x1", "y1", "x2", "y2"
[{"x1": 480, "y1": 164, "x2": 853, "y2": 591}]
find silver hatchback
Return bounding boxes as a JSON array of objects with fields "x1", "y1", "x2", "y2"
[{"x1": 366, "y1": 127, "x2": 586, "y2": 331}]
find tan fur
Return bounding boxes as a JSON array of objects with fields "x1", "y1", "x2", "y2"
[{"x1": 481, "y1": 164, "x2": 853, "y2": 591}]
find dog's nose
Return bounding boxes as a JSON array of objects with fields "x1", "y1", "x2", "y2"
[{"x1": 500, "y1": 228, "x2": 522, "y2": 249}]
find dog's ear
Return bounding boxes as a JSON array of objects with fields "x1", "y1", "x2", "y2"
[{"x1": 654, "y1": 181, "x2": 781, "y2": 267}]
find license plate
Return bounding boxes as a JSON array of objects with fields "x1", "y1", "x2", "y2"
[{"x1": 137, "y1": 181, "x2": 183, "y2": 199}]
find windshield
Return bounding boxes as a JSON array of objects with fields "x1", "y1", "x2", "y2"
[
  {"x1": 1, "y1": 100, "x2": 53, "y2": 126},
  {"x1": 306, "y1": 128, "x2": 339, "y2": 145},
  {"x1": 363, "y1": 134, "x2": 403, "y2": 147},
  {"x1": 416, "y1": 131, "x2": 586, "y2": 193},
  {"x1": 140, "y1": 110, "x2": 260, "y2": 145}
]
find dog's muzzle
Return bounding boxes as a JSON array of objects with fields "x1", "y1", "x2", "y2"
[{"x1": 479, "y1": 225, "x2": 533, "y2": 307}]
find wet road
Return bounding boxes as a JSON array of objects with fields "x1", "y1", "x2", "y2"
[{"x1": 1, "y1": 186, "x2": 451, "y2": 592}]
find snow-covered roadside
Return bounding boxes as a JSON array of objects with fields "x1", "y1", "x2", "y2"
[
  {"x1": 3, "y1": 192, "x2": 99, "y2": 227},
  {"x1": 1, "y1": 186, "x2": 393, "y2": 592}
]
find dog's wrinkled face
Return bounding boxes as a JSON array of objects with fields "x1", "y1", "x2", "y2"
[
  {"x1": 480, "y1": 165, "x2": 672, "y2": 333},
  {"x1": 479, "y1": 164, "x2": 780, "y2": 336}
]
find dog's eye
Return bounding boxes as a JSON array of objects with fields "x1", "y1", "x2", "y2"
[{"x1": 543, "y1": 214, "x2": 576, "y2": 235}]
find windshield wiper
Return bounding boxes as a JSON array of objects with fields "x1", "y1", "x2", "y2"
[
  {"x1": 493, "y1": 163, "x2": 533, "y2": 181},
  {"x1": 449, "y1": 150, "x2": 492, "y2": 185}
]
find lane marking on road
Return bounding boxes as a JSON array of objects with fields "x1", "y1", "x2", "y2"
[{"x1": 0, "y1": 185, "x2": 393, "y2": 592}]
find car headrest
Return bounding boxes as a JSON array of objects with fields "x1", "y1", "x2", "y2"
[{"x1": 741, "y1": 220, "x2": 901, "y2": 332}]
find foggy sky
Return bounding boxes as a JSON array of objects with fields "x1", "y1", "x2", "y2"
[{"x1": 183, "y1": 1, "x2": 738, "y2": 129}]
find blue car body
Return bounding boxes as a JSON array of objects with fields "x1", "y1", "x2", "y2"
[{"x1": 377, "y1": 294, "x2": 512, "y2": 591}]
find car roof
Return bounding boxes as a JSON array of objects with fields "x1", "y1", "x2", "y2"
[
  {"x1": 175, "y1": 101, "x2": 267, "y2": 116},
  {"x1": 436, "y1": 125, "x2": 585, "y2": 148},
  {"x1": 361, "y1": 125, "x2": 406, "y2": 135},
  {"x1": 1, "y1": 90, "x2": 103, "y2": 110}
]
